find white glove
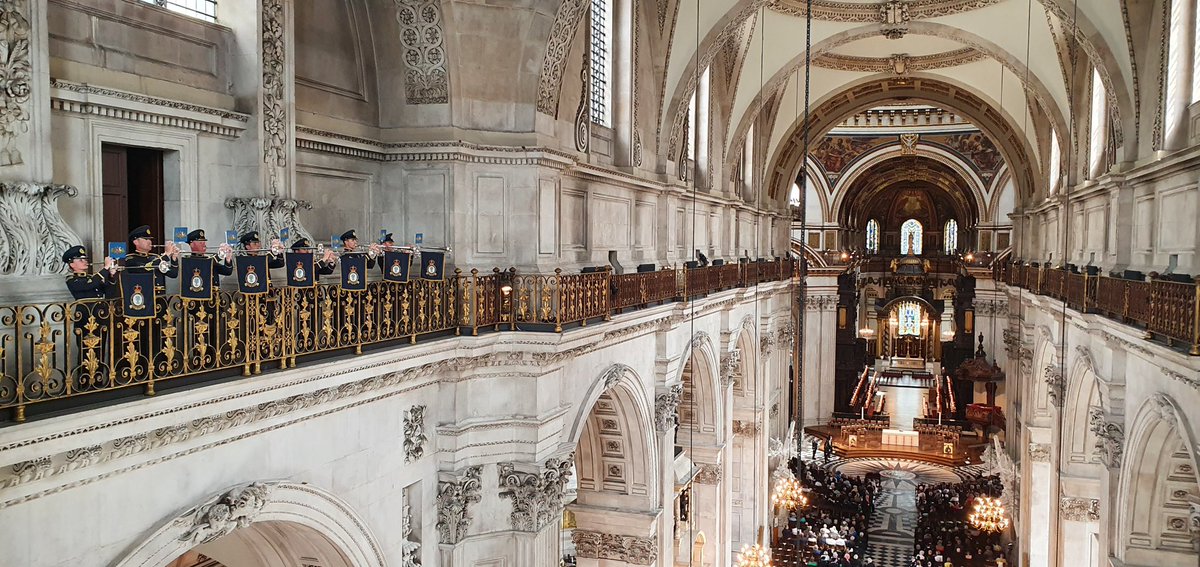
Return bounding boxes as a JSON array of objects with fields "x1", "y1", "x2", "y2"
[
  {"x1": 103, "y1": 257, "x2": 116, "y2": 273},
  {"x1": 217, "y1": 243, "x2": 233, "y2": 262}
]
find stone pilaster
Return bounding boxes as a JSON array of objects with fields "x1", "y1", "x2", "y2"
[
  {"x1": 0, "y1": 0, "x2": 51, "y2": 183},
  {"x1": 257, "y1": 0, "x2": 295, "y2": 198}
]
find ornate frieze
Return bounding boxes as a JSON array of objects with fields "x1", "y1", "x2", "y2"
[
  {"x1": 1028, "y1": 442, "x2": 1050, "y2": 463},
  {"x1": 655, "y1": 384, "x2": 684, "y2": 433},
  {"x1": 732, "y1": 420, "x2": 759, "y2": 437},
  {"x1": 1089, "y1": 409, "x2": 1124, "y2": 470},
  {"x1": 403, "y1": 405, "x2": 427, "y2": 463},
  {"x1": 769, "y1": 0, "x2": 999, "y2": 22},
  {"x1": 1164, "y1": 369, "x2": 1200, "y2": 392},
  {"x1": 498, "y1": 454, "x2": 574, "y2": 532},
  {"x1": 394, "y1": 0, "x2": 449, "y2": 104},
  {"x1": 400, "y1": 504, "x2": 421, "y2": 567},
  {"x1": 0, "y1": 182, "x2": 81, "y2": 275},
  {"x1": 180, "y1": 482, "x2": 273, "y2": 544},
  {"x1": 1059, "y1": 497, "x2": 1100, "y2": 522},
  {"x1": 572, "y1": 531, "x2": 658, "y2": 565},
  {"x1": 803, "y1": 295, "x2": 838, "y2": 311},
  {"x1": 974, "y1": 299, "x2": 1009, "y2": 317},
  {"x1": 813, "y1": 47, "x2": 986, "y2": 74},
  {"x1": 0, "y1": 0, "x2": 31, "y2": 166},
  {"x1": 436, "y1": 466, "x2": 483, "y2": 544},
  {"x1": 694, "y1": 463, "x2": 722, "y2": 485},
  {"x1": 1044, "y1": 364, "x2": 1065, "y2": 408},
  {"x1": 225, "y1": 196, "x2": 314, "y2": 244}
]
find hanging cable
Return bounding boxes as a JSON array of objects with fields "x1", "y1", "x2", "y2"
[
  {"x1": 685, "y1": 0, "x2": 699, "y2": 561},
  {"x1": 795, "y1": 0, "x2": 813, "y2": 450}
]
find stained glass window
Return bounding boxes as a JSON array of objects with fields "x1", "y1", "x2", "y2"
[
  {"x1": 866, "y1": 219, "x2": 879, "y2": 253},
  {"x1": 901, "y1": 219, "x2": 923, "y2": 255},
  {"x1": 589, "y1": 0, "x2": 613, "y2": 127},
  {"x1": 897, "y1": 301, "x2": 921, "y2": 336},
  {"x1": 944, "y1": 219, "x2": 958, "y2": 253}
]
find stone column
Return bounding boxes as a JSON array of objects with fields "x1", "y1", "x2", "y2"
[
  {"x1": 1057, "y1": 497, "x2": 1101, "y2": 567},
  {"x1": 435, "y1": 466, "x2": 484, "y2": 567},
  {"x1": 801, "y1": 278, "x2": 838, "y2": 427},
  {"x1": 690, "y1": 445, "x2": 727, "y2": 567},
  {"x1": 1024, "y1": 433, "x2": 1054, "y2": 567},
  {"x1": 497, "y1": 455, "x2": 575, "y2": 567}
]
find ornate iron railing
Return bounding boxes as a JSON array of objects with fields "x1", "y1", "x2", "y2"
[
  {"x1": 0, "y1": 260, "x2": 796, "y2": 421},
  {"x1": 994, "y1": 262, "x2": 1200, "y2": 356}
]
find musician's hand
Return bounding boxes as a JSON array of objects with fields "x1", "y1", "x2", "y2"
[
  {"x1": 164, "y1": 241, "x2": 180, "y2": 260},
  {"x1": 269, "y1": 238, "x2": 283, "y2": 254},
  {"x1": 217, "y1": 243, "x2": 233, "y2": 262},
  {"x1": 103, "y1": 257, "x2": 115, "y2": 273},
  {"x1": 322, "y1": 249, "x2": 336, "y2": 264},
  {"x1": 368, "y1": 243, "x2": 381, "y2": 258}
]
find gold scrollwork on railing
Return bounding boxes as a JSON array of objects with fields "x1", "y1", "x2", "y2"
[{"x1": 0, "y1": 260, "x2": 796, "y2": 421}]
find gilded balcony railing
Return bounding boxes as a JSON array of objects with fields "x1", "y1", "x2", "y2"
[
  {"x1": 999, "y1": 262, "x2": 1200, "y2": 357},
  {"x1": 0, "y1": 260, "x2": 796, "y2": 421}
]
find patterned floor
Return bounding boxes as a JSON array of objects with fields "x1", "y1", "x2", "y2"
[{"x1": 829, "y1": 455, "x2": 979, "y2": 567}]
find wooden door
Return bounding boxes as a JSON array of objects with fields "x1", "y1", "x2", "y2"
[
  {"x1": 101, "y1": 145, "x2": 128, "y2": 246},
  {"x1": 101, "y1": 144, "x2": 164, "y2": 245}
]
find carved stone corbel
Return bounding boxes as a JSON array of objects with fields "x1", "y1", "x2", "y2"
[
  {"x1": 1044, "y1": 364, "x2": 1065, "y2": 407},
  {"x1": 1089, "y1": 408, "x2": 1124, "y2": 469},
  {"x1": 719, "y1": 350, "x2": 742, "y2": 387},
  {"x1": 179, "y1": 482, "x2": 274, "y2": 544},
  {"x1": 654, "y1": 384, "x2": 683, "y2": 433},
  {"x1": 0, "y1": 182, "x2": 82, "y2": 275},
  {"x1": 224, "y1": 196, "x2": 314, "y2": 243}
]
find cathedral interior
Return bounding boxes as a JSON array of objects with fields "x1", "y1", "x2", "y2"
[{"x1": 0, "y1": 0, "x2": 1198, "y2": 566}]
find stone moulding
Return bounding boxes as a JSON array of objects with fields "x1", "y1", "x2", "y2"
[{"x1": 49, "y1": 79, "x2": 249, "y2": 138}]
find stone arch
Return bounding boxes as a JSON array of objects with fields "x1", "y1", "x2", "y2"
[
  {"x1": 1117, "y1": 394, "x2": 1200, "y2": 565},
  {"x1": 677, "y1": 332, "x2": 724, "y2": 445},
  {"x1": 570, "y1": 364, "x2": 660, "y2": 511},
  {"x1": 1062, "y1": 356, "x2": 1103, "y2": 469},
  {"x1": 829, "y1": 142, "x2": 990, "y2": 228},
  {"x1": 114, "y1": 482, "x2": 385, "y2": 567}
]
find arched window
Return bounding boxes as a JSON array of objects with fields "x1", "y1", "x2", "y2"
[
  {"x1": 944, "y1": 219, "x2": 958, "y2": 253},
  {"x1": 589, "y1": 0, "x2": 614, "y2": 127},
  {"x1": 1088, "y1": 67, "x2": 1108, "y2": 177},
  {"x1": 896, "y1": 301, "x2": 922, "y2": 336},
  {"x1": 866, "y1": 219, "x2": 880, "y2": 253},
  {"x1": 900, "y1": 219, "x2": 923, "y2": 255},
  {"x1": 789, "y1": 182, "x2": 800, "y2": 206},
  {"x1": 1048, "y1": 132, "x2": 1061, "y2": 194}
]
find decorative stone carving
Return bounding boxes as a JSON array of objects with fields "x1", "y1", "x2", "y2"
[
  {"x1": 394, "y1": 0, "x2": 449, "y2": 104},
  {"x1": 655, "y1": 384, "x2": 684, "y2": 433},
  {"x1": 574, "y1": 59, "x2": 590, "y2": 153},
  {"x1": 179, "y1": 482, "x2": 273, "y2": 544},
  {"x1": 0, "y1": 0, "x2": 31, "y2": 166},
  {"x1": 536, "y1": 0, "x2": 589, "y2": 115},
  {"x1": 573, "y1": 531, "x2": 658, "y2": 565},
  {"x1": 601, "y1": 363, "x2": 626, "y2": 389},
  {"x1": 260, "y1": 0, "x2": 287, "y2": 195},
  {"x1": 1044, "y1": 364, "x2": 1065, "y2": 407},
  {"x1": 436, "y1": 466, "x2": 482, "y2": 544},
  {"x1": 732, "y1": 420, "x2": 759, "y2": 437},
  {"x1": 225, "y1": 196, "x2": 314, "y2": 244},
  {"x1": 890, "y1": 53, "x2": 910, "y2": 75},
  {"x1": 1059, "y1": 497, "x2": 1100, "y2": 522},
  {"x1": 803, "y1": 295, "x2": 838, "y2": 311},
  {"x1": 1027, "y1": 442, "x2": 1050, "y2": 462},
  {"x1": 0, "y1": 182, "x2": 81, "y2": 275},
  {"x1": 1002, "y1": 328, "x2": 1020, "y2": 358},
  {"x1": 498, "y1": 454, "x2": 574, "y2": 532},
  {"x1": 770, "y1": 402, "x2": 780, "y2": 418},
  {"x1": 1089, "y1": 408, "x2": 1124, "y2": 469},
  {"x1": 403, "y1": 405, "x2": 427, "y2": 463},
  {"x1": 776, "y1": 322, "x2": 796, "y2": 351},
  {"x1": 720, "y1": 350, "x2": 742, "y2": 387},
  {"x1": 880, "y1": 0, "x2": 910, "y2": 39},
  {"x1": 400, "y1": 504, "x2": 421, "y2": 566},
  {"x1": 1188, "y1": 501, "x2": 1200, "y2": 543},
  {"x1": 974, "y1": 299, "x2": 1009, "y2": 317},
  {"x1": 1164, "y1": 368, "x2": 1200, "y2": 392},
  {"x1": 694, "y1": 463, "x2": 723, "y2": 485},
  {"x1": 899, "y1": 132, "x2": 919, "y2": 154},
  {"x1": 1018, "y1": 346, "x2": 1033, "y2": 378}
]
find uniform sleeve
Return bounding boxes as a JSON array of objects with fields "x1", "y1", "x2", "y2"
[
  {"x1": 268, "y1": 254, "x2": 286, "y2": 269},
  {"x1": 66, "y1": 275, "x2": 110, "y2": 297},
  {"x1": 162, "y1": 256, "x2": 178, "y2": 279},
  {"x1": 215, "y1": 258, "x2": 234, "y2": 276}
]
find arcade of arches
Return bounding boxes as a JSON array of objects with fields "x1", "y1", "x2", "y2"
[{"x1": 0, "y1": 1, "x2": 1198, "y2": 567}]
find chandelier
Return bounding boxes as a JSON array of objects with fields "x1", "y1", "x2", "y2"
[
  {"x1": 734, "y1": 543, "x2": 772, "y2": 567},
  {"x1": 968, "y1": 496, "x2": 1010, "y2": 533},
  {"x1": 771, "y1": 477, "x2": 808, "y2": 510}
]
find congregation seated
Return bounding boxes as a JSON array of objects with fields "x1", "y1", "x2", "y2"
[
  {"x1": 912, "y1": 475, "x2": 1009, "y2": 567},
  {"x1": 772, "y1": 461, "x2": 882, "y2": 566}
]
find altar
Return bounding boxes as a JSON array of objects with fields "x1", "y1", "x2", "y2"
[{"x1": 881, "y1": 428, "x2": 919, "y2": 447}]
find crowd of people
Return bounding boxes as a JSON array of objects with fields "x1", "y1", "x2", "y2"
[
  {"x1": 772, "y1": 459, "x2": 882, "y2": 566},
  {"x1": 913, "y1": 476, "x2": 1009, "y2": 566}
]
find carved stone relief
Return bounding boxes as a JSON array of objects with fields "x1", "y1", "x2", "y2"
[
  {"x1": 880, "y1": 0, "x2": 911, "y2": 39},
  {"x1": 732, "y1": 420, "x2": 759, "y2": 437},
  {"x1": 694, "y1": 463, "x2": 722, "y2": 485},
  {"x1": 720, "y1": 350, "x2": 742, "y2": 387},
  {"x1": 394, "y1": 0, "x2": 450, "y2": 104},
  {"x1": 225, "y1": 196, "x2": 314, "y2": 244},
  {"x1": 260, "y1": 0, "x2": 288, "y2": 195},
  {"x1": 436, "y1": 466, "x2": 483, "y2": 545},
  {"x1": 655, "y1": 384, "x2": 684, "y2": 433},
  {"x1": 0, "y1": 0, "x2": 32, "y2": 166},
  {"x1": 1059, "y1": 497, "x2": 1100, "y2": 522},
  {"x1": 0, "y1": 182, "x2": 81, "y2": 275},
  {"x1": 400, "y1": 504, "x2": 421, "y2": 566},
  {"x1": 498, "y1": 454, "x2": 574, "y2": 532},
  {"x1": 1089, "y1": 408, "x2": 1124, "y2": 470},
  {"x1": 537, "y1": 0, "x2": 589, "y2": 116},
  {"x1": 573, "y1": 531, "x2": 658, "y2": 565},
  {"x1": 1044, "y1": 364, "x2": 1064, "y2": 408},
  {"x1": 1027, "y1": 442, "x2": 1050, "y2": 463},
  {"x1": 179, "y1": 482, "x2": 273, "y2": 544},
  {"x1": 403, "y1": 405, "x2": 427, "y2": 463}
]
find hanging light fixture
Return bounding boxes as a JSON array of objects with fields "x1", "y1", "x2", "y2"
[
  {"x1": 770, "y1": 476, "x2": 808, "y2": 510},
  {"x1": 968, "y1": 496, "x2": 1010, "y2": 533},
  {"x1": 735, "y1": 543, "x2": 773, "y2": 567}
]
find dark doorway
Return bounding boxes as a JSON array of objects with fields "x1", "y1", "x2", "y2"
[{"x1": 102, "y1": 144, "x2": 165, "y2": 245}]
